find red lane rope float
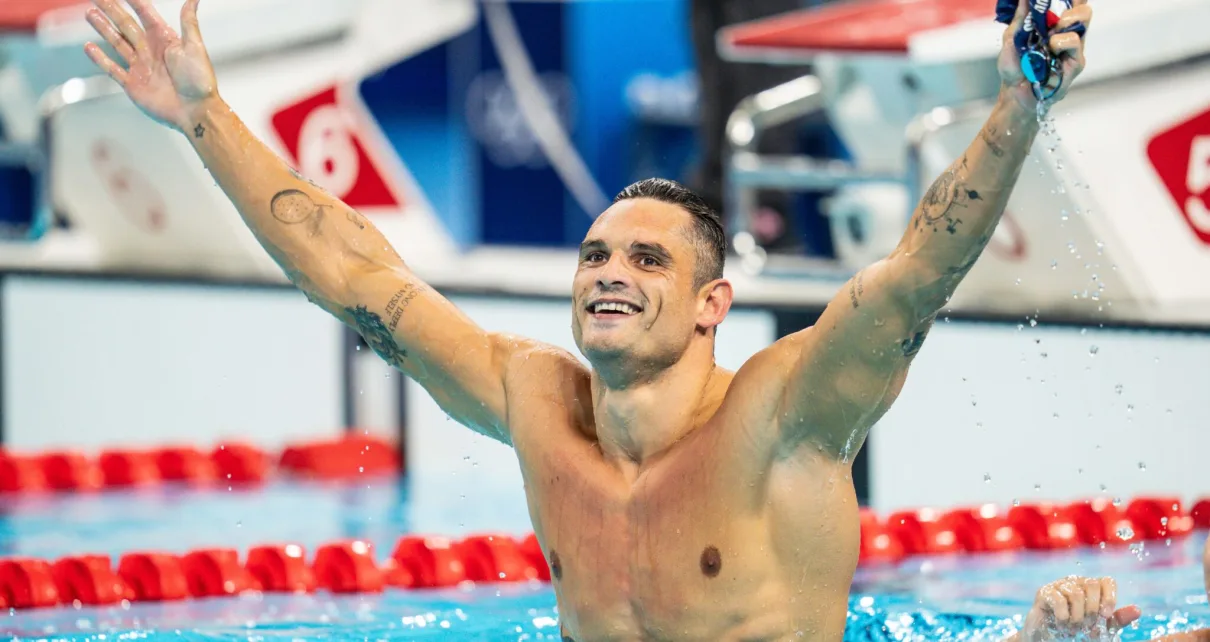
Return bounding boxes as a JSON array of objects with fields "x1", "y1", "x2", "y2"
[
  {"x1": 0, "y1": 434, "x2": 401, "y2": 494},
  {"x1": 1, "y1": 495, "x2": 1208, "y2": 610}
]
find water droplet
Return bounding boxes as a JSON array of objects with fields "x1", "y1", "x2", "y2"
[
  {"x1": 1114, "y1": 384, "x2": 1123, "y2": 395},
  {"x1": 1077, "y1": 468, "x2": 1084, "y2": 474},
  {"x1": 1160, "y1": 516, "x2": 1168, "y2": 526},
  {"x1": 236, "y1": 521, "x2": 242, "y2": 528},
  {"x1": 1029, "y1": 318, "x2": 1037, "y2": 327},
  {"x1": 1015, "y1": 278, "x2": 1022, "y2": 285},
  {"x1": 1126, "y1": 404, "x2": 1134, "y2": 412},
  {"x1": 1088, "y1": 345, "x2": 1099, "y2": 356},
  {"x1": 1080, "y1": 328, "x2": 1087, "y2": 335},
  {"x1": 1099, "y1": 483, "x2": 1107, "y2": 492},
  {"x1": 1052, "y1": 412, "x2": 1060, "y2": 419},
  {"x1": 1166, "y1": 408, "x2": 1173, "y2": 414},
  {"x1": 1034, "y1": 483, "x2": 1042, "y2": 492},
  {"x1": 1117, "y1": 525, "x2": 1134, "y2": 539},
  {"x1": 1012, "y1": 498, "x2": 1021, "y2": 507},
  {"x1": 983, "y1": 473, "x2": 992, "y2": 483},
  {"x1": 1099, "y1": 542, "x2": 1107, "y2": 549},
  {"x1": 1112, "y1": 497, "x2": 1123, "y2": 507},
  {"x1": 1050, "y1": 260, "x2": 1058, "y2": 270}
]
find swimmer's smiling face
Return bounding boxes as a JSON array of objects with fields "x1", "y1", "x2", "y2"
[{"x1": 572, "y1": 198, "x2": 730, "y2": 372}]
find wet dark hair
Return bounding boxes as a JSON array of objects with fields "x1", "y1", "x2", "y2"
[{"x1": 612, "y1": 178, "x2": 726, "y2": 287}]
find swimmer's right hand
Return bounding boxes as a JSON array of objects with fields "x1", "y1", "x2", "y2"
[
  {"x1": 1014, "y1": 576, "x2": 1140, "y2": 641},
  {"x1": 83, "y1": 0, "x2": 218, "y2": 133}
]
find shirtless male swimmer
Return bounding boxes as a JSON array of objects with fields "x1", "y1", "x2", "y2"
[{"x1": 82, "y1": 0, "x2": 1091, "y2": 639}]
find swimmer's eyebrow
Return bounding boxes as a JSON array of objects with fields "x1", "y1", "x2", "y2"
[
  {"x1": 629, "y1": 242, "x2": 673, "y2": 263},
  {"x1": 579, "y1": 239, "x2": 607, "y2": 257}
]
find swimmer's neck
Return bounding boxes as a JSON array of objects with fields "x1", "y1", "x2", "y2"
[{"x1": 589, "y1": 347, "x2": 726, "y2": 474}]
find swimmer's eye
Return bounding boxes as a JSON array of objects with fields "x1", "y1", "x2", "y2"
[
  {"x1": 583, "y1": 251, "x2": 607, "y2": 263},
  {"x1": 637, "y1": 255, "x2": 661, "y2": 267}
]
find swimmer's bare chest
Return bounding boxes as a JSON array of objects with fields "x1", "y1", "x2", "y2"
[{"x1": 507, "y1": 361, "x2": 860, "y2": 641}]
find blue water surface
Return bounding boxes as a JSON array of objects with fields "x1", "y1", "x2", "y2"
[{"x1": 1, "y1": 479, "x2": 1206, "y2": 641}]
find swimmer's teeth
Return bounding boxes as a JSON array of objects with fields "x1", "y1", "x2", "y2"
[{"x1": 593, "y1": 302, "x2": 637, "y2": 314}]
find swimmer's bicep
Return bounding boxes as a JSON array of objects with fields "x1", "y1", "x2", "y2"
[
  {"x1": 343, "y1": 267, "x2": 514, "y2": 441},
  {"x1": 772, "y1": 259, "x2": 930, "y2": 454}
]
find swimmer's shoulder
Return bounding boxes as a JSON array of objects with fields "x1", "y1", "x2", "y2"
[
  {"x1": 496, "y1": 336, "x2": 594, "y2": 443},
  {"x1": 496, "y1": 334, "x2": 589, "y2": 398}
]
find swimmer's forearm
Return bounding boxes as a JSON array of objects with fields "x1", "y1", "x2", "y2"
[
  {"x1": 896, "y1": 92, "x2": 1039, "y2": 307},
  {"x1": 183, "y1": 97, "x2": 401, "y2": 310}
]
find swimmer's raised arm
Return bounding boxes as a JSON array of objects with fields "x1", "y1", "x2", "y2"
[
  {"x1": 756, "y1": 0, "x2": 1092, "y2": 458},
  {"x1": 83, "y1": 0, "x2": 518, "y2": 442}
]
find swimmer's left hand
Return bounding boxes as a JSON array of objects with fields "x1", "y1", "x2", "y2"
[{"x1": 996, "y1": 0, "x2": 1092, "y2": 110}]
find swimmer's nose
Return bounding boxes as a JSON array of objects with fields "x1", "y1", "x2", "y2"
[{"x1": 595, "y1": 253, "x2": 634, "y2": 290}]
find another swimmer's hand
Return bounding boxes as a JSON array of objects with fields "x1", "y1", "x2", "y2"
[
  {"x1": 1013, "y1": 576, "x2": 1140, "y2": 642},
  {"x1": 996, "y1": 0, "x2": 1091, "y2": 109},
  {"x1": 83, "y1": 0, "x2": 218, "y2": 134}
]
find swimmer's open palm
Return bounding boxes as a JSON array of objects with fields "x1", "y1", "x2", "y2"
[{"x1": 84, "y1": 0, "x2": 217, "y2": 133}]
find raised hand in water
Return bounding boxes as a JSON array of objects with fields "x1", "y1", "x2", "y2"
[{"x1": 83, "y1": 0, "x2": 218, "y2": 134}]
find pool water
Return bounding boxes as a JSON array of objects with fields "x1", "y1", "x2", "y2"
[{"x1": 1, "y1": 478, "x2": 1206, "y2": 641}]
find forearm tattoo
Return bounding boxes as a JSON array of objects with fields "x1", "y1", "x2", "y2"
[
  {"x1": 848, "y1": 269, "x2": 866, "y2": 309},
  {"x1": 347, "y1": 305, "x2": 408, "y2": 365},
  {"x1": 979, "y1": 123, "x2": 1006, "y2": 158},
  {"x1": 270, "y1": 188, "x2": 325, "y2": 237},
  {"x1": 193, "y1": 123, "x2": 205, "y2": 139},
  {"x1": 383, "y1": 283, "x2": 422, "y2": 332},
  {"x1": 346, "y1": 284, "x2": 425, "y2": 366},
  {"x1": 901, "y1": 330, "x2": 927, "y2": 358},
  {"x1": 913, "y1": 155, "x2": 983, "y2": 236},
  {"x1": 945, "y1": 233, "x2": 992, "y2": 279}
]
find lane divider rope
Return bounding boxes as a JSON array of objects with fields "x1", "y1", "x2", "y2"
[{"x1": 0, "y1": 434, "x2": 401, "y2": 492}]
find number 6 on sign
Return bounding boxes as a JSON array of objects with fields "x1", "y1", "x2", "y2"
[
  {"x1": 270, "y1": 86, "x2": 402, "y2": 210},
  {"x1": 297, "y1": 105, "x2": 360, "y2": 199}
]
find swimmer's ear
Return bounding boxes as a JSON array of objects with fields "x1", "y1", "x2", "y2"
[{"x1": 696, "y1": 279, "x2": 733, "y2": 331}]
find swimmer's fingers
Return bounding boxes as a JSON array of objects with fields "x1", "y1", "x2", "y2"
[
  {"x1": 85, "y1": 8, "x2": 135, "y2": 68},
  {"x1": 1041, "y1": 584, "x2": 1071, "y2": 622},
  {"x1": 92, "y1": 0, "x2": 146, "y2": 53},
  {"x1": 1058, "y1": 578, "x2": 1086, "y2": 623},
  {"x1": 1048, "y1": 32, "x2": 1083, "y2": 62},
  {"x1": 1110, "y1": 605, "x2": 1142, "y2": 631},
  {"x1": 1054, "y1": 3, "x2": 1092, "y2": 33},
  {"x1": 84, "y1": 42, "x2": 128, "y2": 87},
  {"x1": 124, "y1": 0, "x2": 173, "y2": 34},
  {"x1": 1081, "y1": 577, "x2": 1103, "y2": 622},
  {"x1": 180, "y1": 0, "x2": 205, "y2": 48}
]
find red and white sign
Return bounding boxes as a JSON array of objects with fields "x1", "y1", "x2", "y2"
[
  {"x1": 270, "y1": 86, "x2": 402, "y2": 210},
  {"x1": 1147, "y1": 105, "x2": 1210, "y2": 245}
]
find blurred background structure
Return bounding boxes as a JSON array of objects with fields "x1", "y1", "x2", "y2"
[{"x1": 1, "y1": 0, "x2": 1210, "y2": 515}]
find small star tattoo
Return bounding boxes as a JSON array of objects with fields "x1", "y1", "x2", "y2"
[{"x1": 193, "y1": 123, "x2": 205, "y2": 138}]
